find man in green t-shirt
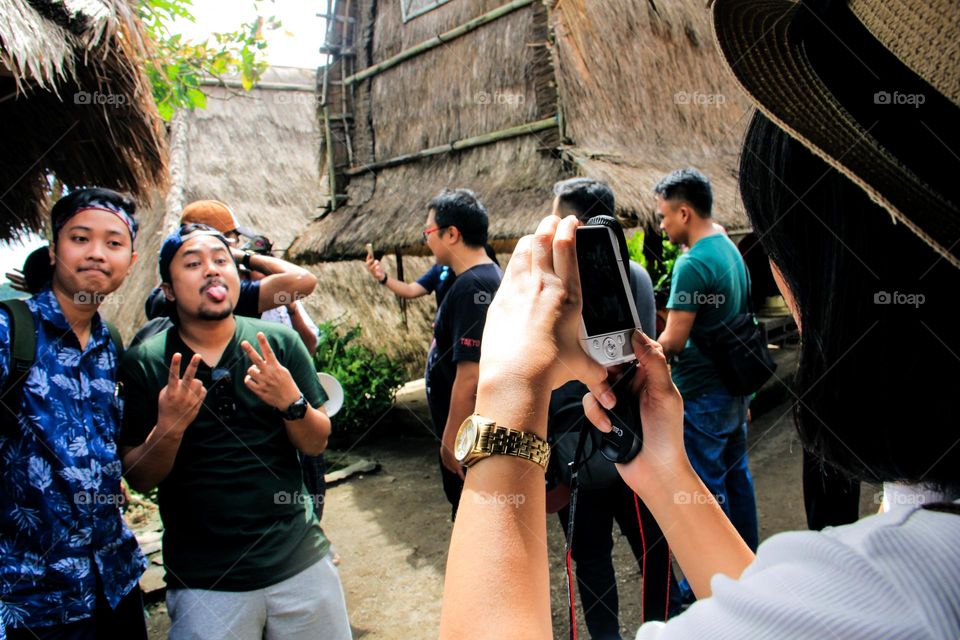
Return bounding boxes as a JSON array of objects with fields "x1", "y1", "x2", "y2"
[
  {"x1": 118, "y1": 224, "x2": 351, "y2": 639},
  {"x1": 654, "y1": 168, "x2": 759, "y2": 561}
]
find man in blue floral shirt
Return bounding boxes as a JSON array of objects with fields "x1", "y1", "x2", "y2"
[{"x1": 0, "y1": 188, "x2": 147, "y2": 639}]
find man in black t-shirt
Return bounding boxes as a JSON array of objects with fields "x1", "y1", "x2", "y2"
[{"x1": 422, "y1": 189, "x2": 502, "y2": 518}]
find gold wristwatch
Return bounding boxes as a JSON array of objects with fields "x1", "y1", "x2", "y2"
[{"x1": 454, "y1": 414, "x2": 551, "y2": 470}]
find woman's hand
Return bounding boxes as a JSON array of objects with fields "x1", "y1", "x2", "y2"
[
  {"x1": 582, "y1": 330, "x2": 689, "y2": 497},
  {"x1": 477, "y1": 215, "x2": 610, "y2": 411}
]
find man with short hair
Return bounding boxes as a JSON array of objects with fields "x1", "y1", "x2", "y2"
[
  {"x1": 118, "y1": 224, "x2": 350, "y2": 639},
  {"x1": 0, "y1": 188, "x2": 147, "y2": 638},
  {"x1": 424, "y1": 189, "x2": 502, "y2": 518},
  {"x1": 653, "y1": 168, "x2": 758, "y2": 552},
  {"x1": 550, "y1": 178, "x2": 676, "y2": 628}
]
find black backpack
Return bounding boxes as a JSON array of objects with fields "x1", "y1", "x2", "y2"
[{"x1": 0, "y1": 299, "x2": 124, "y2": 427}]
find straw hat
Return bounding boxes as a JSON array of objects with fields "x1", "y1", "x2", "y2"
[{"x1": 712, "y1": 0, "x2": 960, "y2": 268}]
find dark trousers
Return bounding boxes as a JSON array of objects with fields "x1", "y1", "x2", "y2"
[
  {"x1": 6, "y1": 583, "x2": 147, "y2": 640},
  {"x1": 558, "y1": 482, "x2": 675, "y2": 639},
  {"x1": 301, "y1": 453, "x2": 327, "y2": 521},
  {"x1": 803, "y1": 449, "x2": 860, "y2": 530}
]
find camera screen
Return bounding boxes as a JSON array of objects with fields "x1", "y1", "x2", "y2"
[{"x1": 576, "y1": 226, "x2": 635, "y2": 336}]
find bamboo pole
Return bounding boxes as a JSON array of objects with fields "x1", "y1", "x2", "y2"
[
  {"x1": 321, "y1": 0, "x2": 338, "y2": 210},
  {"x1": 344, "y1": 116, "x2": 558, "y2": 176},
  {"x1": 343, "y1": 0, "x2": 534, "y2": 86}
]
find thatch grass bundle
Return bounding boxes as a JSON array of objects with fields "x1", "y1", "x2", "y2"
[
  {"x1": 0, "y1": 0, "x2": 167, "y2": 241},
  {"x1": 293, "y1": 0, "x2": 752, "y2": 264}
]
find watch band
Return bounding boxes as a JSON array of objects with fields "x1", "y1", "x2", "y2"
[
  {"x1": 242, "y1": 251, "x2": 254, "y2": 269},
  {"x1": 378, "y1": 273, "x2": 389, "y2": 285},
  {"x1": 472, "y1": 424, "x2": 550, "y2": 469}
]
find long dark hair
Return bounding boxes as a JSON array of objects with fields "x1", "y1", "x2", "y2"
[{"x1": 740, "y1": 111, "x2": 959, "y2": 491}]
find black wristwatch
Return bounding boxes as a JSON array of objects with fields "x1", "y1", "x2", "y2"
[
  {"x1": 280, "y1": 394, "x2": 308, "y2": 421},
  {"x1": 241, "y1": 251, "x2": 254, "y2": 269},
  {"x1": 378, "y1": 273, "x2": 389, "y2": 285}
]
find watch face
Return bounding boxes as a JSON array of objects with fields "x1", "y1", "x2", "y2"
[{"x1": 455, "y1": 419, "x2": 478, "y2": 461}]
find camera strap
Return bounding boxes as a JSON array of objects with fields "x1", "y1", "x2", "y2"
[{"x1": 564, "y1": 423, "x2": 591, "y2": 640}]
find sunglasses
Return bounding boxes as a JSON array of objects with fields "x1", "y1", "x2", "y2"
[
  {"x1": 421, "y1": 226, "x2": 448, "y2": 242},
  {"x1": 209, "y1": 367, "x2": 236, "y2": 421}
]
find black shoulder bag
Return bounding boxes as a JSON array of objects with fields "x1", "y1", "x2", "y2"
[{"x1": 689, "y1": 269, "x2": 777, "y2": 396}]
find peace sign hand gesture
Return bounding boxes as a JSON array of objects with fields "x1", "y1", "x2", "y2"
[
  {"x1": 157, "y1": 353, "x2": 207, "y2": 436},
  {"x1": 241, "y1": 332, "x2": 302, "y2": 411}
]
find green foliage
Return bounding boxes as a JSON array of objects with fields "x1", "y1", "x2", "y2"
[
  {"x1": 313, "y1": 321, "x2": 406, "y2": 441},
  {"x1": 625, "y1": 230, "x2": 682, "y2": 294},
  {"x1": 138, "y1": 0, "x2": 281, "y2": 119}
]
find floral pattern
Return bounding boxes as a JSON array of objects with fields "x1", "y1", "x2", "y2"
[{"x1": 0, "y1": 287, "x2": 145, "y2": 629}]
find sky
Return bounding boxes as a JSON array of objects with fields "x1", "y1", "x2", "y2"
[
  {"x1": 0, "y1": 1, "x2": 325, "y2": 284},
  {"x1": 172, "y1": 0, "x2": 326, "y2": 69}
]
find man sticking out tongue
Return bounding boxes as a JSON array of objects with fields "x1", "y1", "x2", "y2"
[{"x1": 116, "y1": 223, "x2": 351, "y2": 640}]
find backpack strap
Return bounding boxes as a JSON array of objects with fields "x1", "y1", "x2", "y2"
[
  {"x1": 0, "y1": 299, "x2": 36, "y2": 424},
  {"x1": 104, "y1": 321, "x2": 124, "y2": 359}
]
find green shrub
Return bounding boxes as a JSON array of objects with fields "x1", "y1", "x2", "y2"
[
  {"x1": 313, "y1": 320, "x2": 406, "y2": 442},
  {"x1": 626, "y1": 230, "x2": 681, "y2": 295}
]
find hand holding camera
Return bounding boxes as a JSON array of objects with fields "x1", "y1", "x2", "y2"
[
  {"x1": 477, "y1": 215, "x2": 610, "y2": 418},
  {"x1": 581, "y1": 330, "x2": 687, "y2": 496}
]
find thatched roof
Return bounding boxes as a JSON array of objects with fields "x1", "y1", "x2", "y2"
[
  {"x1": 289, "y1": 0, "x2": 751, "y2": 263},
  {"x1": 102, "y1": 66, "x2": 325, "y2": 340},
  {"x1": 552, "y1": 0, "x2": 751, "y2": 232},
  {"x1": 289, "y1": 0, "x2": 564, "y2": 262},
  {"x1": 0, "y1": 0, "x2": 167, "y2": 242}
]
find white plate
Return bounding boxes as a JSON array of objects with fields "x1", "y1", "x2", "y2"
[{"x1": 317, "y1": 372, "x2": 344, "y2": 417}]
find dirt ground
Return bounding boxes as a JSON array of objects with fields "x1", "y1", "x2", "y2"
[{"x1": 145, "y1": 394, "x2": 878, "y2": 639}]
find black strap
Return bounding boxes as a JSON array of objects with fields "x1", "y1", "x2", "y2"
[
  {"x1": 0, "y1": 300, "x2": 36, "y2": 430},
  {"x1": 0, "y1": 299, "x2": 36, "y2": 404},
  {"x1": 1, "y1": 301, "x2": 124, "y2": 421},
  {"x1": 105, "y1": 321, "x2": 125, "y2": 359},
  {"x1": 564, "y1": 424, "x2": 591, "y2": 640}
]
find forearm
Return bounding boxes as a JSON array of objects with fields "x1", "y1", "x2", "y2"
[
  {"x1": 657, "y1": 329, "x2": 684, "y2": 359},
  {"x1": 284, "y1": 406, "x2": 331, "y2": 456},
  {"x1": 632, "y1": 463, "x2": 756, "y2": 597},
  {"x1": 288, "y1": 306, "x2": 318, "y2": 355},
  {"x1": 121, "y1": 427, "x2": 185, "y2": 493},
  {"x1": 440, "y1": 379, "x2": 552, "y2": 639},
  {"x1": 384, "y1": 277, "x2": 427, "y2": 299}
]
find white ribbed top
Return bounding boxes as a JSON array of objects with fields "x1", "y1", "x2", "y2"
[{"x1": 637, "y1": 500, "x2": 960, "y2": 639}]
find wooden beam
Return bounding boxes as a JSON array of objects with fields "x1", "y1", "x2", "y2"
[
  {"x1": 344, "y1": 116, "x2": 558, "y2": 176},
  {"x1": 343, "y1": 0, "x2": 534, "y2": 86}
]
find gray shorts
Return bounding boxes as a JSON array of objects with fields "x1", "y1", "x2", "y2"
[{"x1": 166, "y1": 554, "x2": 351, "y2": 640}]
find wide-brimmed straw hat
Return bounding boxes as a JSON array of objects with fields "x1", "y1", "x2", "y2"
[{"x1": 712, "y1": 0, "x2": 960, "y2": 268}]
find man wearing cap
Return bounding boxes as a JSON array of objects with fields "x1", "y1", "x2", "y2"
[
  {"x1": 1, "y1": 188, "x2": 148, "y2": 638},
  {"x1": 117, "y1": 225, "x2": 350, "y2": 639},
  {"x1": 135, "y1": 200, "x2": 318, "y2": 339}
]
